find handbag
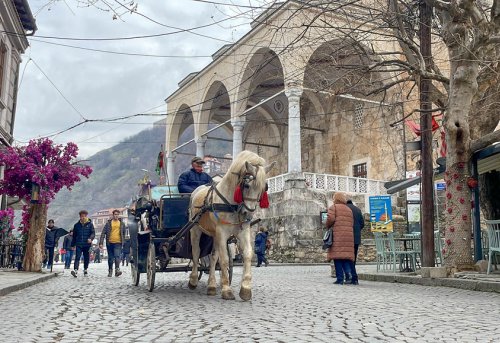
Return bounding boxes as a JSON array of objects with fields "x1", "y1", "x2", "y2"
[{"x1": 322, "y1": 228, "x2": 333, "y2": 250}]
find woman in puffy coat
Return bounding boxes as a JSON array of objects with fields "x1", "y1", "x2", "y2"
[{"x1": 326, "y1": 192, "x2": 355, "y2": 285}]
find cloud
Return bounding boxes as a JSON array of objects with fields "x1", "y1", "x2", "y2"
[{"x1": 14, "y1": 0, "x2": 254, "y2": 157}]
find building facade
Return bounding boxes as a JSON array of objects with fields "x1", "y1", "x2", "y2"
[
  {"x1": 164, "y1": 1, "x2": 426, "y2": 261},
  {"x1": 0, "y1": 0, "x2": 36, "y2": 210}
]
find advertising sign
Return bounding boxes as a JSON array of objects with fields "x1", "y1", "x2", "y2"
[
  {"x1": 406, "y1": 171, "x2": 421, "y2": 232},
  {"x1": 369, "y1": 195, "x2": 393, "y2": 232}
]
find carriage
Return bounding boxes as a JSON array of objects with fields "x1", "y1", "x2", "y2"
[
  {"x1": 128, "y1": 185, "x2": 235, "y2": 292},
  {"x1": 129, "y1": 151, "x2": 271, "y2": 300}
]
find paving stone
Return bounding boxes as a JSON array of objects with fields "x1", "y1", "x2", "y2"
[{"x1": 0, "y1": 263, "x2": 499, "y2": 342}]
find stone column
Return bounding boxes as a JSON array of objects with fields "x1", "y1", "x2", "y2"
[
  {"x1": 231, "y1": 119, "x2": 245, "y2": 158},
  {"x1": 285, "y1": 85, "x2": 303, "y2": 173},
  {"x1": 195, "y1": 136, "x2": 207, "y2": 158},
  {"x1": 166, "y1": 151, "x2": 177, "y2": 185}
]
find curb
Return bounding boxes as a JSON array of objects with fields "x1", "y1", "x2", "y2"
[
  {"x1": 358, "y1": 273, "x2": 500, "y2": 294},
  {"x1": 0, "y1": 272, "x2": 58, "y2": 297}
]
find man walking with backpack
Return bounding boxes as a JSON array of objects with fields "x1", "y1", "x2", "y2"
[
  {"x1": 99, "y1": 209, "x2": 127, "y2": 277},
  {"x1": 71, "y1": 210, "x2": 95, "y2": 277}
]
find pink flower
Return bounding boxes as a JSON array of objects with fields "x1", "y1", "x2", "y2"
[
  {"x1": 456, "y1": 185, "x2": 463, "y2": 191},
  {"x1": 446, "y1": 239, "x2": 452, "y2": 245},
  {"x1": 449, "y1": 227, "x2": 455, "y2": 233},
  {"x1": 442, "y1": 248, "x2": 447, "y2": 254},
  {"x1": 462, "y1": 214, "x2": 468, "y2": 221},
  {"x1": 447, "y1": 208, "x2": 453, "y2": 214},
  {"x1": 457, "y1": 162, "x2": 465, "y2": 168},
  {"x1": 453, "y1": 173, "x2": 459, "y2": 179},
  {"x1": 446, "y1": 192, "x2": 452, "y2": 199},
  {"x1": 459, "y1": 198, "x2": 465, "y2": 204}
]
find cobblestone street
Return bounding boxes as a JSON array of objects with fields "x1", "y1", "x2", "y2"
[{"x1": 0, "y1": 263, "x2": 499, "y2": 342}]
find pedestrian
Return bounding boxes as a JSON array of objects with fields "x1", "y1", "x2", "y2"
[
  {"x1": 177, "y1": 156, "x2": 213, "y2": 193},
  {"x1": 42, "y1": 219, "x2": 58, "y2": 270},
  {"x1": 254, "y1": 227, "x2": 269, "y2": 267},
  {"x1": 71, "y1": 210, "x2": 95, "y2": 277},
  {"x1": 59, "y1": 247, "x2": 66, "y2": 265},
  {"x1": 122, "y1": 239, "x2": 131, "y2": 267},
  {"x1": 326, "y1": 192, "x2": 355, "y2": 285},
  {"x1": 346, "y1": 198, "x2": 364, "y2": 285},
  {"x1": 99, "y1": 209, "x2": 127, "y2": 277},
  {"x1": 63, "y1": 230, "x2": 73, "y2": 269},
  {"x1": 93, "y1": 245, "x2": 101, "y2": 263}
]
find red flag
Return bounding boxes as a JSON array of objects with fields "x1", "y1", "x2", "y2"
[
  {"x1": 405, "y1": 117, "x2": 440, "y2": 136},
  {"x1": 155, "y1": 150, "x2": 164, "y2": 176}
]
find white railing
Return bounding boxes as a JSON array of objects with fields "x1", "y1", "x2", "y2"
[{"x1": 267, "y1": 172, "x2": 386, "y2": 195}]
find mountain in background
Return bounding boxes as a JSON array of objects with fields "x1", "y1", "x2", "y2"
[{"x1": 48, "y1": 121, "x2": 231, "y2": 229}]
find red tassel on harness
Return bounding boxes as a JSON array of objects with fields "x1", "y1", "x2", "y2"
[
  {"x1": 234, "y1": 185, "x2": 243, "y2": 203},
  {"x1": 259, "y1": 191, "x2": 269, "y2": 208}
]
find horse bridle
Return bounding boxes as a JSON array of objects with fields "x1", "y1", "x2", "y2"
[{"x1": 237, "y1": 173, "x2": 265, "y2": 213}]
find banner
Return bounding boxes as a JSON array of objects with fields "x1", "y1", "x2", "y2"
[{"x1": 369, "y1": 195, "x2": 393, "y2": 232}]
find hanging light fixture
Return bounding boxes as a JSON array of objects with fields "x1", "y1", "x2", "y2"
[{"x1": 30, "y1": 182, "x2": 40, "y2": 203}]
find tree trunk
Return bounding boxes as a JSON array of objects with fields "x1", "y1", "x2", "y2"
[
  {"x1": 443, "y1": 56, "x2": 478, "y2": 271},
  {"x1": 23, "y1": 204, "x2": 47, "y2": 272}
]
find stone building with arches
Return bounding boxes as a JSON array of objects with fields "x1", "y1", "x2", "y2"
[{"x1": 164, "y1": 1, "x2": 409, "y2": 262}]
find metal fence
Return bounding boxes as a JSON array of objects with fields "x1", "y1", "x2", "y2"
[{"x1": 0, "y1": 238, "x2": 24, "y2": 269}]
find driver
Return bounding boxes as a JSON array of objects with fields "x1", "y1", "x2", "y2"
[{"x1": 177, "y1": 156, "x2": 213, "y2": 193}]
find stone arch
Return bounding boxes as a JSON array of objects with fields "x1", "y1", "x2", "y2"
[
  {"x1": 235, "y1": 47, "x2": 285, "y2": 116},
  {"x1": 303, "y1": 39, "x2": 379, "y2": 99},
  {"x1": 166, "y1": 103, "x2": 194, "y2": 153},
  {"x1": 197, "y1": 80, "x2": 231, "y2": 138}
]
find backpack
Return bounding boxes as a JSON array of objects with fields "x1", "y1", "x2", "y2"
[{"x1": 265, "y1": 238, "x2": 272, "y2": 250}]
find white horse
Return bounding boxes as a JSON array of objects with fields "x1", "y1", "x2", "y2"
[{"x1": 188, "y1": 150, "x2": 272, "y2": 300}]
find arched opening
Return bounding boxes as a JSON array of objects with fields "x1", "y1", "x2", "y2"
[
  {"x1": 302, "y1": 39, "x2": 398, "y2": 178},
  {"x1": 237, "y1": 48, "x2": 285, "y2": 175}
]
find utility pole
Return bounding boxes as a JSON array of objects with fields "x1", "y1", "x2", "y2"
[{"x1": 419, "y1": 0, "x2": 435, "y2": 267}]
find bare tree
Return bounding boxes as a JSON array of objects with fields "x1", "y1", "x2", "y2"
[{"x1": 275, "y1": 0, "x2": 500, "y2": 271}]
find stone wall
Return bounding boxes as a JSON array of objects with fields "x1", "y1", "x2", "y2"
[{"x1": 257, "y1": 174, "x2": 408, "y2": 263}]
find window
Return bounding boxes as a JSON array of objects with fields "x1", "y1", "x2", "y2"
[
  {"x1": 353, "y1": 102, "x2": 364, "y2": 129},
  {"x1": 0, "y1": 42, "x2": 7, "y2": 98},
  {"x1": 353, "y1": 163, "x2": 367, "y2": 178}
]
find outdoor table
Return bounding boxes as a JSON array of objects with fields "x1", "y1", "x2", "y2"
[{"x1": 394, "y1": 237, "x2": 420, "y2": 272}]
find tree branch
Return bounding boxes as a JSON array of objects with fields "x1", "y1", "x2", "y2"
[{"x1": 470, "y1": 130, "x2": 500, "y2": 152}]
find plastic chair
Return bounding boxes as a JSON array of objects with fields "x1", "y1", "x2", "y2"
[
  {"x1": 374, "y1": 232, "x2": 388, "y2": 272},
  {"x1": 434, "y1": 230, "x2": 443, "y2": 266},
  {"x1": 387, "y1": 232, "x2": 417, "y2": 273},
  {"x1": 486, "y1": 220, "x2": 500, "y2": 275}
]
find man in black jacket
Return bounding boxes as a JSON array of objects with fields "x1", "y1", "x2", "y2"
[
  {"x1": 346, "y1": 199, "x2": 365, "y2": 285},
  {"x1": 43, "y1": 219, "x2": 58, "y2": 270},
  {"x1": 71, "y1": 210, "x2": 95, "y2": 277},
  {"x1": 177, "y1": 156, "x2": 213, "y2": 193}
]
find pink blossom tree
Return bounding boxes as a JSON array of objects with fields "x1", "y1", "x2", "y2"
[{"x1": 0, "y1": 138, "x2": 92, "y2": 271}]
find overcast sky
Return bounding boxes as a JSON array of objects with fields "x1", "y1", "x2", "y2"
[{"x1": 14, "y1": 0, "x2": 270, "y2": 157}]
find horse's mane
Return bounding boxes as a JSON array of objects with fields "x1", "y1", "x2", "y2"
[{"x1": 223, "y1": 150, "x2": 266, "y2": 191}]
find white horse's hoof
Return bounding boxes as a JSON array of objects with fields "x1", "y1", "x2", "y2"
[
  {"x1": 221, "y1": 289, "x2": 235, "y2": 300},
  {"x1": 239, "y1": 287, "x2": 252, "y2": 301},
  {"x1": 188, "y1": 281, "x2": 197, "y2": 290},
  {"x1": 207, "y1": 286, "x2": 216, "y2": 296}
]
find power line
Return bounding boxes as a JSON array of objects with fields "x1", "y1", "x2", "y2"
[{"x1": 30, "y1": 58, "x2": 86, "y2": 121}]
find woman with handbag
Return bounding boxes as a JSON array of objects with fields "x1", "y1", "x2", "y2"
[{"x1": 326, "y1": 192, "x2": 356, "y2": 285}]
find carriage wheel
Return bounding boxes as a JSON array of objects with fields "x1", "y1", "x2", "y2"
[
  {"x1": 147, "y1": 241, "x2": 156, "y2": 292},
  {"x1": 131, "y1": 253, "x2": 140, "y2": 286}
]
